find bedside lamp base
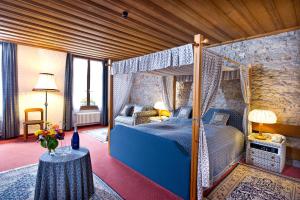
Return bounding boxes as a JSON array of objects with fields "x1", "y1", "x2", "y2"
[{"x1": 254, "y1": 133, "x2": 267, "y2": 140}]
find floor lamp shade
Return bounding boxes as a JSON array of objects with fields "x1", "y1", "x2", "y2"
[
  {"x1": 32, "y1": 73, "x2": 59, "y2": 92},
  {"x1": 32, "y1": 73, "x2": 59, "y2": 128}
]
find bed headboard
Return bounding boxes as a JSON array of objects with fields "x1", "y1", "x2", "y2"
[
  {"x1": 202, "y1": 108, "x2": 243, "y2": 132},
  {"x1": 252, "y1": 123, "x2": 300, "y2": 161}
]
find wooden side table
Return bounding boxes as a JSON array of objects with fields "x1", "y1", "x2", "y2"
[{"x1": 246, "y1": 133, "x2": 286, "y2": 173}]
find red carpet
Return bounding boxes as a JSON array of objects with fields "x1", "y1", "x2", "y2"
[
  {"x1": 1, "y1": 127, "x2": 299, "y2": 200},
  {"x1": 0, "y1": 127, "x2": 180, "y2": 200}
]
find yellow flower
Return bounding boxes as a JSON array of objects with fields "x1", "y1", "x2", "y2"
[
  {"x1": 49, "y1": 129, "x2": 56, "y2": 135},
  {"x1": 34, "y1": 130, "x2": 43, "y2": 136}
]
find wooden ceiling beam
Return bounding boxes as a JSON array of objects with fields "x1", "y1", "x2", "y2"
[
  {"x1": 0, "y1": 25, "x2": 136, "y2": 58},
  {"x1": 60, "y1": 0, "x2": 188, "y2": 44},
  {"x1": 274, "y1": 0, "x2": 298, "y2": 27},
  {"x1": 0, "y1": 34, "x2": 118, "y2": 60},
  {"x1": 1, "y1": 1, "x2": 164, "y2": 51},
  {"x1": 147, "y1": 0, "x2": 229, "y2": 42},
  {"x1": 0, "y1": 20, "x2": 143, "y2": 56},
  {"x1": 0, "y1": 11, "x2": 153, "y2": 54},
  {"x1": 0, "y1": 31, "x2": 122, "y2": 59},
  {"x1": 262, "y1": 0, "x2": 285, "y2": 29},
  {"x1": 209, "y1": 0, "x2": 260, "y2": 35},
  {"x1": 180, "y1": 0, "x2": 248, "y2": 38},
  {"x1": 162, "y1": 0, "x2": 235, "y2": 40},
  {"x1": 25, "y1": 0, "x2": 181, "y2": 47},
  {"x1": 294, "y1": 0, "x2": 300, "y2": 24},
  {"x1": 226, "y1": 0, "x2": 265, "y2": 34},
  {"x1": 98, "y1": 0, "x2": 196, "y2": 39}
]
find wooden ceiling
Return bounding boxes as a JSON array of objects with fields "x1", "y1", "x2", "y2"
[{"x1": 0, "y1": 0, "x2": 299, "y2": 60}]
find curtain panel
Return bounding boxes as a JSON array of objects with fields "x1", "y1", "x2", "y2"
[
  {"x1": 197, "y1": 49, "x2": 223, "y2": 199},
  {"x1": 1, "y1": 42, "x2": 20, "y2": 139},
  {"x1": 101, "y1": 61, "x2": 108, "y2": 126},
  {"x1": 161, "y1": 76, "x2": 174, "y2": 112},
  {"x1": 240, "y1": 65, "x2": 252, "y2": 136},
  {"x1": 113, "y1": 73, "x2": 134, "y2": 118},
  {"x1": 63, "y1": 53, "x2": 73, "y2": 131}
]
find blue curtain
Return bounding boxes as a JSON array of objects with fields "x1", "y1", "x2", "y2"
[
  {"x1": 1, "y1": 42, "x2": 19, "y2": 139},
  {"x1": 101, "y1": 61, "x2": 108, "y2": 126},
  {"x1": 63, "y1": 53, "x2": 73, "y2": 131}
]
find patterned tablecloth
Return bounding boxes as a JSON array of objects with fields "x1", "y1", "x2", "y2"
[{"x1": 34, "y1": 147, "x2": 94, "y2": 200}]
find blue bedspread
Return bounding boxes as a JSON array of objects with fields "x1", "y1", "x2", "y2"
[
  {"x1": 110, "y1": 118, "x2": 244, "y2": 199},
  {"x1": 136, "y1": 118, "x2": 244, "y2": 180}
]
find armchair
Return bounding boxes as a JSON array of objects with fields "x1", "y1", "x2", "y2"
[{"x1": 115, "y1": 105, "x2": 158, "y2": 126}]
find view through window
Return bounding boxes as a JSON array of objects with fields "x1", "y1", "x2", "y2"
[{"x1": 72, "y1": 57, "x2": 103, "y2": 112}]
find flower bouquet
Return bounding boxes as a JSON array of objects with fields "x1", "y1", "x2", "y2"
[{"x1": 34, "y1": 123, "x2": 65, "y2": 155}]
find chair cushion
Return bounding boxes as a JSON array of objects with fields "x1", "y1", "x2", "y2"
[{"x1": 115, "y1": 116, "x2": 134, "y2": 126}]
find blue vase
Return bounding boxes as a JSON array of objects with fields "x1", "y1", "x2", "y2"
[{"x1": 71, "y1": 126, "x2": 80, "y2": 150}]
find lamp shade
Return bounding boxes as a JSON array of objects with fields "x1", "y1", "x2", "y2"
[
  {"x1": 248, "y1": 109, "x2": 277, "y2": 124},
  {"x1": 154, "y1": 101, "x2": 167, "y2": 110},
  {"x1": 32, "y1": 73, "x2": 59, "y2": 92}
]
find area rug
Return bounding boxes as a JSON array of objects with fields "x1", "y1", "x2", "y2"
[
  {"x1": 81, "y1": 128, "x2": 108, "y2": 143},
  {"x1": 0, "y1": 164, "x2": 122, "y2": 200},
  {"x1": 207, "y1": 163, "x2": 300, "y2": 200}
]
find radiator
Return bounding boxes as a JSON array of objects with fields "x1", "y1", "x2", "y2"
[{"x1": 74, "y1": 111, "x2": 101, "y2": 126}]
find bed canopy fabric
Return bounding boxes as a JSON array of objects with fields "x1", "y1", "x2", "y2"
[
  {"x1": 112, "y1": 73, "x2": 134, "y2": 118},
  {"x1": 110, "y1": 41, "x2": 251, "y2": 200},
  {"x1": 112, "y1": 44, "x2": 193, "y2": 75}
]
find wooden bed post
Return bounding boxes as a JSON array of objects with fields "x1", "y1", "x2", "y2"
[
  {"x1": 190, "y1": 34, "x2": 204, "y2": 200},
  {"x1": 172, "y1": 76, "x2": 177, "y2": 111},
  {"x1": 107, "y1": 59, "x2": 113, "y2": 154}
]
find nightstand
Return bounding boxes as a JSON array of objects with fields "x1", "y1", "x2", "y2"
[
  {"x1": 149, "y1": 116, "x2": 169, "y2": 123},
  {"x1": 246, "y1": 133, "x2": 286, "y2": 173}
]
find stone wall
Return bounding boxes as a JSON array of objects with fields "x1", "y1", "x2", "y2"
[
  {"x1": 210, "y1": 30, "x2": 300, "y2": 125},
  {"x1": 130, "y1": 73, "x2": 163, "y2": 106},
  {"x1": 130, "y1": 30, "x2": 300, "y2": 125}
]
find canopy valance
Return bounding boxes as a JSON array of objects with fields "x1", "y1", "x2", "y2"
[
  {"x1": 112, "y1": 43, "x2": 241, "y2": 80},
  {"x1": 112, "y1": 44, "x2": 193, "y2": 75}
]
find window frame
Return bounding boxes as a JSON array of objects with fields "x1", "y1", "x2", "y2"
[{"x1": 73, "y1": 56, "x2": 104, "y2": 110}]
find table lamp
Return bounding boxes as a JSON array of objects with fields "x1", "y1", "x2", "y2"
[
  {"x1": 248, "y1": 109, "x2": 277, "y2": 140},
  {"x1": 154, "y1": 101, "x2": 168, "y2": 117},
  {"x1": 33, "y1": 73, "x2": 59, "y2": 128}
]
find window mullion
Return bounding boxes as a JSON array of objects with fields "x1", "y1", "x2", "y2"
[{"x1": 87, "y1": 59, "x2": 91, "y2": 106}]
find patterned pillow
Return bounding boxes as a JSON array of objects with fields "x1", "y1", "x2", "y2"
[
  {"x1": 177, "y1": 106, "x2": 192, "y2": 119},
  {"x1": 120, "y1": 105, "x2": 134, "y2": 116},
  {"x1": 133, "y1": 105, "x2": 144, "y2": 114},
  {"x1": 209, "y1": 112, "x2": 230, "y2": 126}
]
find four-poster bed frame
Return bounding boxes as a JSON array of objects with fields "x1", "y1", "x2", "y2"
[{"x1": 107, "y1": 34, "x2": 247, "y2": 200}]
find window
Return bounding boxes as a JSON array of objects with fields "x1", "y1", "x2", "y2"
[{"x1": 73, "y1": 57, "x2": 103, "y2": 112}]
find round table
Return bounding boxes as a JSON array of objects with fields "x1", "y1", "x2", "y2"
[{"x1": 34, "y1": 147, "x2": 94, "y2": 200}]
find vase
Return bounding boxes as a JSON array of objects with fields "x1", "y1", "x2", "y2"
[{"x1": 48, "y1": 148, "x2": 56, "y2": 156}]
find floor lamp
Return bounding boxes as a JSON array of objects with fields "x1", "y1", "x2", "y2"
[{"x1": 33, "y1": 73, "x2": 59, "y2": 129}]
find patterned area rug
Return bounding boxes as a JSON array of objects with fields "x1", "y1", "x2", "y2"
[
  {"x1": 207, "y1": 163, "x2": 300, "y2": 200},
  {"x1": 81, "y1": 128, "x2": 108, "y2": 143},
  {"x1": 0, "y1": 164, "x2": 122, "y2": 200}
]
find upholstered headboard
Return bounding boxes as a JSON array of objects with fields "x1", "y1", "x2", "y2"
[{"x1": 202, "y1": 108, "x2": 243, "y2": 132}]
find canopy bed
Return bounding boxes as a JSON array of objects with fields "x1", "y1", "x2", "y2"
[{"x1": 107, "y1": 34, "x2": 252, "y2": 200}]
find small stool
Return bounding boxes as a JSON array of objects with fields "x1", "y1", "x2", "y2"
[{"x1": 23, "y1": 108, "x2": 44, "y2": 140}]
